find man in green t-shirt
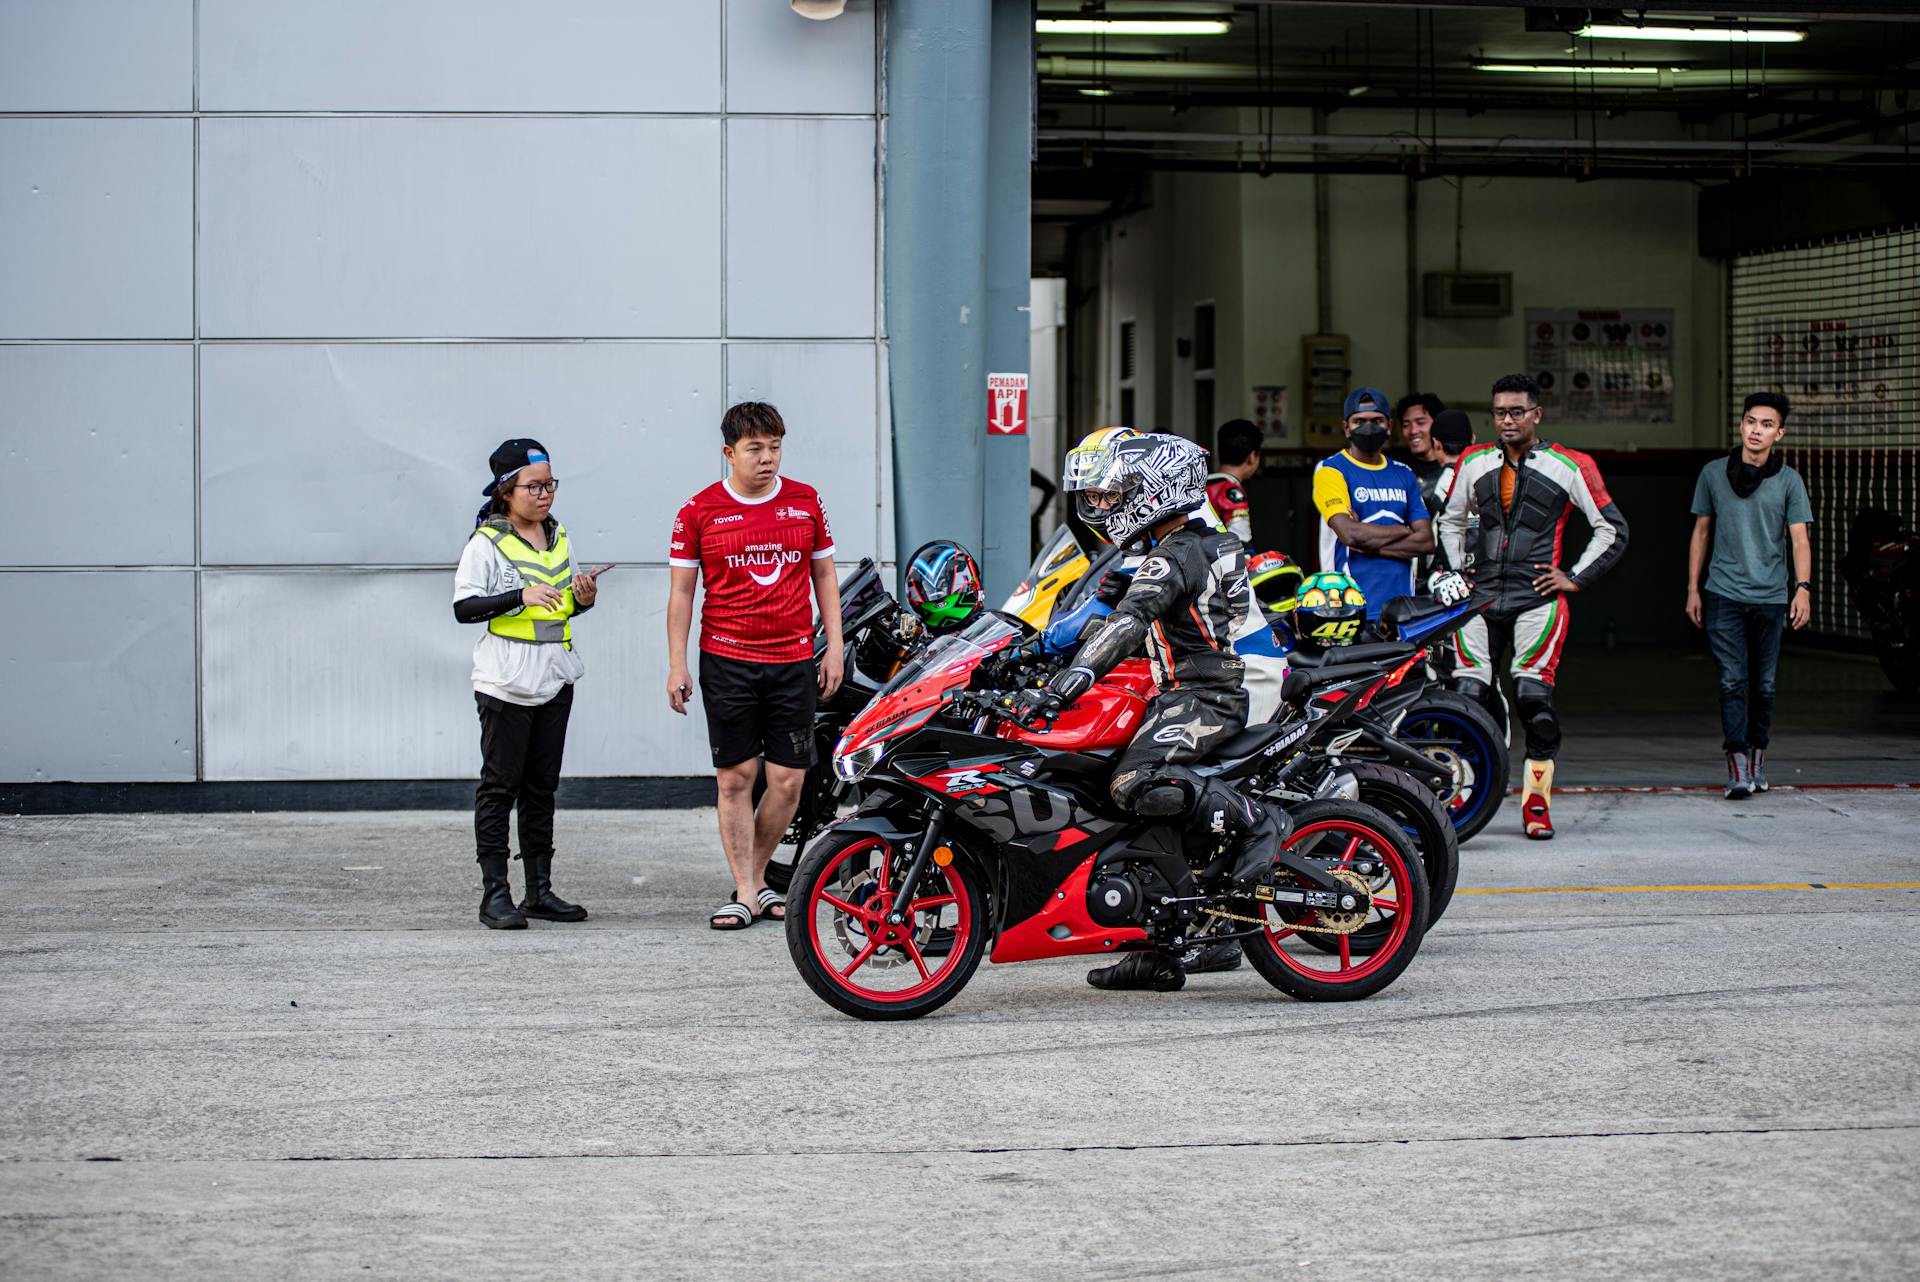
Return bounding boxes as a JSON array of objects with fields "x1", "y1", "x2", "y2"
[{"x1": 1686, "y1": 391, "x2": 1813, "y2": 800}]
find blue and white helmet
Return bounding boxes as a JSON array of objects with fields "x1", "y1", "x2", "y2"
[{"x1": 1064, "y1": 431, "x2": 1209, "y2": 548}]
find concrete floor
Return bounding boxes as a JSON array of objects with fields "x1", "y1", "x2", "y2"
[
  {"x1": 3, "y1": 795, "x2": 1918, "y2": 1280},
  {"x1": 1505, "y1": 644, "x2": 1920, "y2": 786}
]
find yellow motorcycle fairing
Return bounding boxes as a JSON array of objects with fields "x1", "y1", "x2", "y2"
[{"x1": 1001, "y1": 525, "x2": 1091, "y2": 629}]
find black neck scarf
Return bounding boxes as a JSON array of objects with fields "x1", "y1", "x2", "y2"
[{"x1": 1727, "y1": 448, "x2": 1782, "y2": 499}]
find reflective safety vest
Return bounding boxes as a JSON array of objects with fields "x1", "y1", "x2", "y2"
[{"x1": 475, "y1": 520, "x2": 575, "y2": 645}]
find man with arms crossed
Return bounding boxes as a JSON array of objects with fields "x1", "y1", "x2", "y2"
[
  {"x1": 1439, "y1": 374, "x2": 1629, "y2": 840},
  {"x1": 1314, "y1": 386, "x2": 1435, "y2": 622},
  {"x1": 1686, "y1": 391, "x2": 1812, "y2": 799},
  {"x1": 667, "y1": 402, "x2": 844, "y2": 930}
]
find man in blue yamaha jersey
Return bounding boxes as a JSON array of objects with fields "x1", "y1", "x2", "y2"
[{"x1": 1314, "y1": 386, "x2": 1434, "y2": 619}]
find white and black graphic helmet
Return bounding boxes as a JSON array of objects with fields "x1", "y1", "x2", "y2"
[{"x1": 1063, "y1": 431, "x2": 1209, "y2": 548}]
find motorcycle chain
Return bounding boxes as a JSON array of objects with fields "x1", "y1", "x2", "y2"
[{"x1": 1200, "y1": 870, "x2": 1374, "y2": 936}]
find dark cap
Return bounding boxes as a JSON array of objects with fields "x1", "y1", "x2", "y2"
[
  {"x1": 1431, "y1": 409, "x2": 1474, "y2": 455},
  {"x1": 1343, "y1": 386, "x2": 1390, "y2": 420},
  {"x1": 482, "y1": 438, "x2": 550, "y2": 496}
]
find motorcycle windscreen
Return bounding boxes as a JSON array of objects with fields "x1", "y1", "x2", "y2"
[{"x1": 837, "y1": 613, "x2": 1026, "y2": 755}]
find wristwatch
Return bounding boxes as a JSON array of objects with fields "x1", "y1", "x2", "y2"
[{"x1": 1794, "y1": 581, "x2": 1812, "y2": 594}]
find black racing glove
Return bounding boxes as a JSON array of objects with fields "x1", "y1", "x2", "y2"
[
  {"x1": 1094, "y1": 567, "x2": 1133, "y2": 607},
  {"x1": 1007, "y1": 665, "x2": 1095, "y2": 728},
  {"x1": 1006, "y1": 687, "x2": 1063, "y2": 728}
]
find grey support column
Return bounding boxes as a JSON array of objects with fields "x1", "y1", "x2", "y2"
[
  {"x1": 981, "y1": 0, "x2": 1034, "y2": 599},
  {"x1": 884, "y1": 0, "x2": 992, "y2": 588}
]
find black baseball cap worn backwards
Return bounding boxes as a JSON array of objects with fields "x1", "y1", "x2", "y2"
[{"x1": 483, "y1": 438, "x2": 551, "y2": 495}]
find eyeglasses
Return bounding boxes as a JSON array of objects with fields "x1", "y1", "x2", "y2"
[
  {"x1": 1490, "y1": 406, "x2": 1539, "y2": 422},
  {"x1": 513, "y1": 479, "x2": 560, "y2": 497}
]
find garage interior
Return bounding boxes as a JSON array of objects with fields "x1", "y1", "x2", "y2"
[{"x1": 1028, "y1": 0, "x2": 1920, "y2": 784}]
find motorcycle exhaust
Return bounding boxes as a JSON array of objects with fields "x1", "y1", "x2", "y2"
[{"x1": 1315, "y1": 770, "x2": 1361, "y2": 801}]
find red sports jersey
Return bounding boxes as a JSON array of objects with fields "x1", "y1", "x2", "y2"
[{"x1": 669, "y1": 477, "x2": 834, "y2": 663}]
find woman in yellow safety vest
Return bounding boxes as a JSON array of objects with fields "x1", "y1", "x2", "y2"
[{"x1": 453, "y1": 438, "x2": 605, "y2": 930}]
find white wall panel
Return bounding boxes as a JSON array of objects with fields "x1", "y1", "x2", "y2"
[
  {"x1": 0, "y1": 0, "x2": 192, "y2": 111},
  {"x1": 201, "y1": 342, "x2": 722, "y2": 565},
  {"x1": 202, "y1": 569, "x2": 707, "y2": 779},
  {"x1": 558, "y1": 569, "x2": 714, "y2": 777},
  {"x1": 0, "y1": 572, "x2": 196, "y2": 782},
  {"x1": 203, "y1": 571, "x2": 477, "y2": 780},
  {"x1": 199, "y1": 0, "x2": 718, "y2": 113},
  {"x1": 3, "y1": 345, "x2": 194, "y2": 566},
  {"x1": 725, "y1": 342, "x2": 881, "y2": 566},
  {"x1": 726, "y1": 0, "x2": 875, "y2": 115},
  {"x1": 0, "y1": 120, "x2": 193, "y2": 339},
  {"x1": 726, "y1": 118, "x2": 876, "y2": 338},
  {"x1": 199, "y1": 118, "x2": 721, "y2": 338}
]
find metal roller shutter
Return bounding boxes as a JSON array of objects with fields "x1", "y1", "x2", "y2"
[{"x1": 1727, "y1": 227, "x2": 1919, "y2": 639}]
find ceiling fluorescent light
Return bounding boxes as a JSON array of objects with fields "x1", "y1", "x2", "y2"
[
  {"x1": 1079, "y1": 87, "x2": 1114, "y2": 97},
  {"x1": 1474, "y1": 62, "x2": 1668, "y2": 75},
  {"x1": 1577, "y1": 23, "x2": 1805, "y2": 44},
  {"x1": 1036, "y1": 19, "x2": 1231, "y2": 37}
]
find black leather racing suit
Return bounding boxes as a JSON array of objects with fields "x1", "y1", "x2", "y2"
[{"x1": 1054, "y1": 519, "x2": 1252, "y2": 810}]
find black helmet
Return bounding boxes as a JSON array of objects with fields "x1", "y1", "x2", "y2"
[
  {"x1": 1291, "y1": 570, "x2": 1368, "y2": 651},
  {"x1": 904, "y1": 541, "x2": 985, "y2": 633}
]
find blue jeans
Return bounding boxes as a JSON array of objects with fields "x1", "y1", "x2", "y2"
[{"x1": 1703, "y1": 591, "x2": 1785, "y2": 753}]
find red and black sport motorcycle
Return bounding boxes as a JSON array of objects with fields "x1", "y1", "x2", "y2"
[{"x1": 784, "y1": 613, "x2": 1429, "y2": 1021}]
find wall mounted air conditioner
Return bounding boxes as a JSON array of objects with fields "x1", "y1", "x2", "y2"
[{"x1": 1423, "y1": 271, "x2": 1512, "y2": 318}]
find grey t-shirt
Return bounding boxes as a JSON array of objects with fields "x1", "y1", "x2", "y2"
[{"x1": 1691, "y1": 459, "x2": 1812, "y2": 605}]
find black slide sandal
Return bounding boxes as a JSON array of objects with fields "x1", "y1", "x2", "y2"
[{"x1": 710, "y1": 898, "x2": 754, "y2": 931}]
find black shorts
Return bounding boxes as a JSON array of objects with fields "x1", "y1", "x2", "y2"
[{"x1": 698, "y1": 652, "x2": 818, "y2": 770}]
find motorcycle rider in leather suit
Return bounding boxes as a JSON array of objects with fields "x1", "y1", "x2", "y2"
[
  {"x1": 1013, "y1": 432, "x2": 1291, "y2": 992},
  {"x1": 1438, "y1": 373, "x2": 1629, "y2": 839}
]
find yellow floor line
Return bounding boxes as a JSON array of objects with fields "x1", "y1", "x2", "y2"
[{"x1": 1456, "y1": 881, "x2": 1920, "y2": 896}]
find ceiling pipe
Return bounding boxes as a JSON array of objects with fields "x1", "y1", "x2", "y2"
[
  {"x1": 1039, "y1": 127, "x2": 1917, "y2": 156},
  {"x1": 1035, "y1": 56, "x2": 1908, "y2": 90}
]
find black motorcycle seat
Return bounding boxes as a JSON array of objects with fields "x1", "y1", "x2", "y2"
[
  {"x1": 1287, "y1": 641, "x2": 1418, "y2": 670},
  {"x1": 1378, "y1": 594, "x2": 1455, "y2": 628},
  {"x1": 1207, "y1": 722, "x2": 1288, "y2": 761}
]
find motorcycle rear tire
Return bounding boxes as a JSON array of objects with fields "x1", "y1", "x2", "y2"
[
  {"x1": 1391, "y1": 688, "x2": 1509, "y2": 845},
  {"x1": 1241, "y1": 799, "x2": 1428, "y2": 1002},
  {"x1": 1296, "y1": 762, "x2": 1456, "y2": 957},
  {"x1": 785, "y1": 829, "x2": 989, "y2": 1022}
]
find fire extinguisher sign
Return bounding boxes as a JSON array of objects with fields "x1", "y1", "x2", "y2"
[{"x1": 987, "y1": 372, "x2": 1029, "y2": 436}]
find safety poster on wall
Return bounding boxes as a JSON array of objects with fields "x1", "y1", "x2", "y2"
[
  {"x1": 1525, "y1": 308, "x2": 1675, "y2": 422},
  {"x1": 1751, "y1": 319, "x2": 1903, "y2": 440}
]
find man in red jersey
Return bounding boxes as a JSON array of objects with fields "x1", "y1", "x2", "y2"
[{"x1": 667, "y1": 402, "x2": 844, "y2": 930}]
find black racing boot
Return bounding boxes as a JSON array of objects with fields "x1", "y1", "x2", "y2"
[
  {"x1": 1178, "y1": 939, "x2": 1244, "y2": 974},
  {"x1": 478, "y1": 854, "x2": 527, "y2": 930},
  {"x1": 519, "y1": 852, "x2": 588, "y2": 922},
  {"x1": 1087, "y1": 951, "x2": 1186, "y2": 992},
  {"x1": 1192, "y1": 779, "x2": 1292, "y2": 890}
]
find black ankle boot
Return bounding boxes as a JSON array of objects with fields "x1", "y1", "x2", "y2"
[
  {"x1": 519, "y1": 852, "x2": 588, "y2": 922},
  {"x1": 478, "y1": 854, "x2": 527, "y2": 930},
  {"x1": 1087, "y1": 951, "x2": 1186, "y2": 992},
  {"x1": 1191, "y1": 780, "x2": 1292, "y2": 889}
]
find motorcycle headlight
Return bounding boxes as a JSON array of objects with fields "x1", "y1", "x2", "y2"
[{"x1": 833, "y1": 742, "x2": 885, "y2": 783}]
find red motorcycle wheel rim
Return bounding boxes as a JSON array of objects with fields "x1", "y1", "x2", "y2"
[
  {"x1": 1260, "y1": 819, "x2": 1413, "y2": 982},
  {"x1": 808, "y1": 837, "x2": 972, "y2": 1003}
]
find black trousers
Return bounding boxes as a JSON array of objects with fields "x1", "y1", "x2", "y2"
[
  {"x1": 1109, "y1": 686, "x2": 1248, "y2": 810},
  {"x1": 475, "y1": 683, "x2": 574, "y2": 864}
]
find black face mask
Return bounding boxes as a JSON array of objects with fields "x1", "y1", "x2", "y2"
[
  {"x1": 1348, "y1": 423, "x2": 1391, "y2": 454},
  {"x1": 1726, "y1": 448, "x2": 1782, "y2": 499}
]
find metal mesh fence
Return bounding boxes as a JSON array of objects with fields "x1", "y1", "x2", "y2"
[{"x1": 1728, "y1": 227, "x2": 1919, "y2": 638}]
